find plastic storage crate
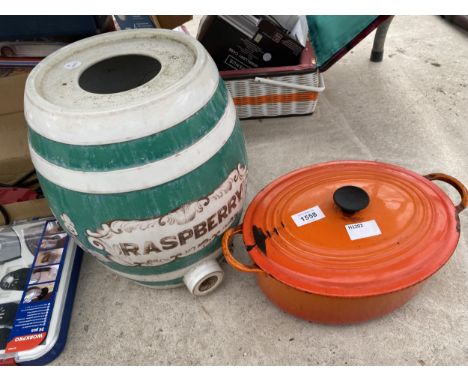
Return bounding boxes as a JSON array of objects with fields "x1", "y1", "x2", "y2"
[{"x1": 220, "y1": 41, "x2": 324, "y2": 119}]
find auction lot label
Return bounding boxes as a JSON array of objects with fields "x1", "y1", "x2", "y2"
[{"x1": 345, "y1": 220, "x2": 382, "y2": 241}]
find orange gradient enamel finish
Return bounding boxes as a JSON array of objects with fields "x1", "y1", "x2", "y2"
[
  {"x1": 256, "y1": 273, "x2": 424, "y2": 324},
  {"x1": 243, "y1": 161, "x2": 462, "y2": 296},
  {"x1": 222, "y1": 161, "x2": 467, "y2": 323}
]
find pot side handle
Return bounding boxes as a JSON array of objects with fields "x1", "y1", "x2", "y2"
[
  {"x1": 424, "y1": 173, "x2": 467, "y2": 214},
  {"x1": 222, "y1": 225, "x2": 264, "y2": 274}
]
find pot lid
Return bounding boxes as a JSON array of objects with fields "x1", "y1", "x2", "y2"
[{"x1": 242, "y1": 161, "x2": 465, "y2": 297}]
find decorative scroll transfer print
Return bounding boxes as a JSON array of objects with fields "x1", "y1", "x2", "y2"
[
  {"x1": 86, "y1": 164, "x2": 247, "y2": 266},
  {"x1": 60, "y1": 213, "x2": 78, "y2": 236}
]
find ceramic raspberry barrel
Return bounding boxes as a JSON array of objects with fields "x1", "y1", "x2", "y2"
[{"x1": 24, "y1": 29, "x2": 248, "y2": 295}]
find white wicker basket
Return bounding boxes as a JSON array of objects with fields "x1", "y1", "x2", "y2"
[
  {"x1": 220, "y1": 41, "x2": 324, "y2": 119},
  {"x1": 225, "y1": 73, "x2": 324, "y2": 119}
]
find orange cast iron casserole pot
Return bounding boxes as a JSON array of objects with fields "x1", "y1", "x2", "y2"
[{"x1": 222, "y1": 161, "x2": 467, "y2": 324}]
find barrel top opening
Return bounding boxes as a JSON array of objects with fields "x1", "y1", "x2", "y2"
[
  {"x1": 24, "y1": 29, "x2": 221, "y2": 146},
  {"x1": 78, "y1": 54, "x2": 162, "y2": 95},
  {"x1": 27, "y1": 31, "x2": 197, "y2": 111}
]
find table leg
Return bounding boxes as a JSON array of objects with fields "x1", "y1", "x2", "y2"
[{"x1": 370, "y1": 16, "x2": 395, "y2": 62}]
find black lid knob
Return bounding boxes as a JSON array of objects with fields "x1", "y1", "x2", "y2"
[{"x1": 333, "y1": 186, "x2": 369, "y2": 214}]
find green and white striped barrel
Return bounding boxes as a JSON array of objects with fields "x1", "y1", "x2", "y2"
[{"x1": 24, "y1": 29, "x2": 248, "y2": 295}]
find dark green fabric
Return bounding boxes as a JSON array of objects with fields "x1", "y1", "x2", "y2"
[{"x1": 306, "y1": 16, "x2": 379, "y2": 68}]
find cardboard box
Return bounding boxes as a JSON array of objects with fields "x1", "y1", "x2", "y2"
[
  {"x1": 1, "y1": 198, "x2": 51, "y2": 225},
  {"x1": 197, "y1": 16, "x2": 305, "y2": 71},
  {"x1": 0, "y1": 73, "x2": 51, "y2": 225},
  {"x1": 151, "y1": 15, "x2": 192, "y2": 30},
  {"x1": 0, "y1": 73, "x2": 31, "y2": 185}
]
